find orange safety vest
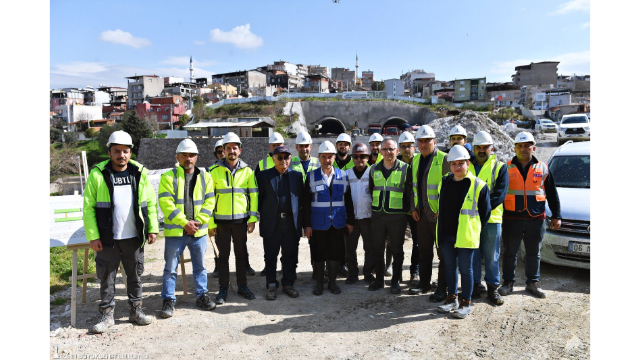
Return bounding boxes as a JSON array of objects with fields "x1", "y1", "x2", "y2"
[{"x1": 504, "y1": 159, "x2": 548, "y2": 217}]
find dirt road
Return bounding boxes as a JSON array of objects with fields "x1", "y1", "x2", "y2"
[{"x1": 50, "y1": 134, "x2": 589, "y2": 359}]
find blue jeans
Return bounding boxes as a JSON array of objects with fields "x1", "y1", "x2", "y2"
[
  {"x1": 439, "y1": 235, "x2": 476, "y2": 301},
  {"x1": 162, "y1": 234, "x2": 209, "y2": 300},
  {"x1": 473, "y1": 223, "x2": 501, "y2": 286},
  {"x1": 502, "y1": 219, "x2": 545, "y2": 284}
]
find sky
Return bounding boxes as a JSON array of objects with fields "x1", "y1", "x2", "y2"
[{"x1": 51, "y1": 0, "x2": 591, "y2": 89}]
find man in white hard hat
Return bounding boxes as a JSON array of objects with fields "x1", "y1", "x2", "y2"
[
  {"x1": 397, "y1": 131, "x2": 420, "y2": 287},
  {"x1": 469, "y1": 131, "x2": 509, "y2": 305},
  {"x1": 256, "y1": 132, "x2": 284, "y2": 175},
  {"x1": 434, "y1": 145, "x2": 491, "y2": 319},
  {"x1": 290, "y1": 131, "x2": 320, "y2": 181},
  {"x1": 158, "y1": 139, "x2": 217, "y2": 318},
  {"x1": 214, "y1": 139, "x2": 225, "y2": 160},
  {"x1": 499, "y1": 132, "x2": 561, "y2": 299},
  {"x1": 303, "y1": 141, "x2": 355, "y2": 296},
  {"x1": 368, "y1": 138, "x2": 412, "y2": 294},
  {"x1": 408, "y1": 125, "x2": 449, "y2": 302},
  {"x1": 256, "y1": 145, "x2": 305, "y2": 300},
  {"x1": 334, "y1": 133, "x2": 355, "y2": 170},
  {"x1": 83, "y1": 130, "x2": 159, "y2": 333},
  {"x1": 367, "y1": 132, "x2": 384, "y2": 166},
  {"x1": 209, "y1": 132, "x2": 259, "y2": 304},
  {"x1": 211, "y1": 138, "x2": 226, "y2": 278},
  {"x1": 345, "y1": 143, "x2": 374, "y2": 285}
]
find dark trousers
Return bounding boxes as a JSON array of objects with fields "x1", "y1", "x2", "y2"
[
  {"x1": 416, "y1": 210, "x2": 444, "y2": 285},
  {"x1": 502, "y1": 218, "x2": 546, "y2": 284},
  {"x1": 439, "y1": 235, "x2": 476, "y2": 300},
  {"x1": 372, "y1": 212, "x2": 407, "y2": 284},
  {"x1": 407, "y1": 214, "x2": 419, "y2": 274},
  {"x1": 95, "y1": 236, "x2": 144, "y2": 312},
  {"x1": 263, "y1": 216, "x2": 300, "y2": 288},
  {"x1": 216, "y1": 222, "x2": 248, "y2": 287},
  {"x1": 311, "y1": 226, "x2": 345, "y2": 262},
  {"x1": 345, "y1": 217, "x2": 373, "y2": 278}
]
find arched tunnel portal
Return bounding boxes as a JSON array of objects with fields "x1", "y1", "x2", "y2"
[{"x1": 316, "y1": 117, "x2": 347, "y2": 135}]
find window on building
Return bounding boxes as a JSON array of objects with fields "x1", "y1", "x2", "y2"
[
  {"x1": 459, "y1": 94, "x2": 465, "y2": 98},
  {"x1": 509, "y1": 94, "x2": 512, "y2": 98},
  {"x1": 162, "y1": 115, "x2": 168, "y2": 120},
  {"x1": 460, "y1": 87, "x2": 465, "y2": 91},
  {"x1": 480, "y1": 80, "x2": 484, "y2": 84},
  {"x1": 460, "y1": 81, "x2": 465, "y2": 85}
]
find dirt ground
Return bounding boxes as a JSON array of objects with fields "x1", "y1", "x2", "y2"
[{"x1": 50, "y1": 134, "x2": 590, "y2": 359}]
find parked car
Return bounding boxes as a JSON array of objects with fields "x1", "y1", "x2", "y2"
[
  {"x1": 557, "y1": 114, "x2": 590, "y2": 145},
  {"x1": 540, "y1": 141, "x2": 590, "y2": 269},
  {"x1": 535, "y1": 118, "x2": 558, "y2": 133}
]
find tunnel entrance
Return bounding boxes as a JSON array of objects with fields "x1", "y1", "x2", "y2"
[
  {"x1": 381, "y1": 117, "x2": 409, "y2": 132},
  {"x1": 317, "y1": 117, "x2": 347, "y2": 135}
]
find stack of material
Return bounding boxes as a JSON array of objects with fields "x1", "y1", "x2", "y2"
[{"x1": 428, "y1": 110, "x2": 515, "y2": 163}]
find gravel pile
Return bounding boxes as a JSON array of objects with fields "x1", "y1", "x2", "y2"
[{"x1": 429, "y1": 110, "x2": 515, "y2": 163}]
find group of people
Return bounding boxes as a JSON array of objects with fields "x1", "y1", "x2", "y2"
[{"x1": 82, "y1": 123, "x2": 562, "y2": 333}]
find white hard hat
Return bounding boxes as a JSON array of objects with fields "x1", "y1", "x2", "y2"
[
  {"x1": 336, "y1": 133, "x2": 352, "y2": 144},
  {"x1": 318, "y1": 141, "x2": 337, "y2": 154},
  {"x1": 514, "y1": 131, "x2": 536, "y2": 145},
  {"x1": 107, "y1": 130, "x2": 133, "y2": 148},
  {"x1": 222, "y1": 132, "x2": 242, "y2": 146},
  {"x1": 214, "y1": 139, "x2": 224, "y2": 149},
  {"x1": 269, "y1": 132, "x2": 284, "y2": 144},
  {"x1": 368, "y1": 133, "x2": 384, "y2": 143},
  {"x1": 296, "y1": 131, "x2": 313, "y2": 145},
  {"x1": 415, "y1": 125, "x2": 436, "y2": 139},
  {"x1": 449, "y1": 125, "x2": 467, "y2": 138},
  {"x1": 398, "y1": 131, "x2": 415, "y2": 144},
  {"x1": 176, "y1": 138, "x2": 198, "y2": 154},
  {"x1": 448, "y1": 145, "x2": 470, "y2": 162},
  {"x1": 472, "y1": 131, "x2": 493, "y2": 146}
]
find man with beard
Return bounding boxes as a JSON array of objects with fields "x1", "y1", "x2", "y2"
[{"x1": 367, "y1": 132, "x2": 384, "y2": 166}]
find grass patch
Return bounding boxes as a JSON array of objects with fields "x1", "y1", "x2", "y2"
[
  {"x1": 50, "y1": 247, "x2": 96, "y2": 294},
  {"x1": 52, "y1": 297, "x2": 68, "y2": 305}
]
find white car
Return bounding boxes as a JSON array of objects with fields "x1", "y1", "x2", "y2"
[
  {"x1": 535, "y1": 119, "x2": 558, "y2": 133},
  {"x1": 540, "y1": 141, "x2": 590, "y2": 269},
  {"x1": 557, "y1": 114, "x2": 590, "y2": 145}
]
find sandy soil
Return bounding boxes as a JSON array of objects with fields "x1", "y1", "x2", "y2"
[{"x1": 50, "y1": 134, "x2": 590, "y2": 359}]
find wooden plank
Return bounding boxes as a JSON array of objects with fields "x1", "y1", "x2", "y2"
[
  {"x1": 54, "y1": 208, "x2": 82, "y2": 214},
  {"x1": 82, "y1": 248, "x2": 89, "y2": 303},
  {"x1": 70, "y1": 249, "x2": 78, "y2": 328},
  {"x1": 55, "y1": 217, "x2": 83, "y2": 222}
]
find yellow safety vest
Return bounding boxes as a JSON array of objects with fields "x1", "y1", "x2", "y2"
[
  {"x1": 158, "y1": 166, "x2": 215, "y2": 238},
  {"x1": 435, "y1": 172, "x2": 487, "y2": 248},
  {"x1": 411, "y1": 150, "x2": 446, "y2": 212},
  {"x1": 469, "y1": 155, "x2": 504, "y2": 223},
  {"x1": 370, "y1": 160, "x2": 409, "y2": 214},
  {"x1": 290, "y1": 156, "x2": 320, "y2": 181},
  {"x1": 258, "y1": 154, "x2": 274, "y2": 171},
  {"x1": 208, "y1": 160, "x2": 258, "y2": 229}
]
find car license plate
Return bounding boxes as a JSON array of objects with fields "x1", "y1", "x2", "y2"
[{"x1": 569, "y1": 242, "x2": 590, "y2": 254}]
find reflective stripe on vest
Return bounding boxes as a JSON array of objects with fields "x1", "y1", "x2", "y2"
[
  {"x1": 411, "y1": 150, "x2": 446, "y2": 212},
  {"x1": 504, "y1": 160, "x2": 548, "y2": 217},
  {"x1": 469, "y1": 155, "x2": 504, "y2": 223},
  {"x1": 161, "y1": 167, "x2": 212, "y2": 238},
  {"x1": 309, "y1": 168, "x2": 348, "y2": 230},
  {"x1": 290, "y1": 156, "x2": 320, "y2": 180},
  {"x1": 258, "y1": 156, "x2": 274, "y2": 171},
  {"x1": 371, "y1": 160, "x2": 408, "y2": 214},
  {"x1": 209, "y1": 163, "x2": 257, "y2": 222}
]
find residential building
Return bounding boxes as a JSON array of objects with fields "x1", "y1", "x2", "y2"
[
  {"x1": 454, "y1": 77, "x2": 487, "y2": 102},
  {"x1": 384, "y1": 79, "x2": 404, "y2": 97},
  {"x1": 126, "y1": 75, "x2": 164, "y2": 109},
  {"x1": 209, "y1": 83, "x2": 237, "y2": 97},
  {"x1": 97, "y1": 86, "x2": 128, "y2": 109},
  {"x1": 163, "y1": 82, "x2": 197, "y2": 107},
  {"x1": 400, "y1": 70, "x2": 435, "y2": 92},
  {"x1": 56, "y1": 104, "x2": 104, "y2": 124},
  {"x1": 512, "y1": 61, "x2": 559, "y2": 87},
  {"x1": 255, "y1": 85, "x2": 278, "y2": 97},
  {"x1": 308, "y1": 65, "x2": 329, "y2": 77},
  {"x1": 361, "y1": 70, "x2": 374, "y2": 90},
  {"x1": 81, "y1": 87, "x2": 110, "y2": 106},
  {"x1": 195, "y1": 77, "x2": 209, "y2": 88},
  {"x1": 211, "y1": 70, "x2": 267, "y2": 93},
  {"x1": 546, "y1": 89, "x2": 572, "y2": 108},
  {"x1": 303, "y1": 74, "x2": 330, "y2": 93},
  {"x1": 520, "y1": 84, "x2": 554, "y2": 108},
  {"x1": 136, "y1": 97, "x2": 186, "y2": 129},
  {"x1": 50, "y1": 88, "x2": 85, "y2": 111},
  {"x1": 433, "y1": 88, "x2": 455, "y2": 102},
  {"x1": 331, "y1": 67, "x2": 356, "y2": 90},
  {"x1": 486, "y1": 83, "x2": 521, "y2": 107},
  {"x1": 164, "y1": 77, "x2": 184, "y2": 85}
]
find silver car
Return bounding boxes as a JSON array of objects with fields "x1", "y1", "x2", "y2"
[{"x1": 540, "y1": 141, "x2": 590, "y2": 269}]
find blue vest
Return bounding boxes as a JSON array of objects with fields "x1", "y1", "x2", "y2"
[{"x1": 308, "y1": 167, "x2": 349, "y2": 230}]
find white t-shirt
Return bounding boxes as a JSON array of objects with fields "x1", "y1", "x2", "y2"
[
  {"x1": 321, "y1": 167, "x2": 335, "y2": 187},
  {"x1": 111, "y1": 169, "x2": 138, "y2": 240}
]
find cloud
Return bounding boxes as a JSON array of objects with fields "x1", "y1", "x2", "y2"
[
  {"x1": 582, "y1": 22, "x2": 590, "y2": 28},
  {"x1": 549, "y1": 0, "x2": 590, "y2": 15},
  {"x1": 100, "y1": 29, "x2": 151, "y2": 48},
  {"x1": 210, "y1": 24, "x2": 263, "y2": 49},
  {"x1": 490, "y1": 50, "x2": 590, "y2": 82},
  {"x1": 194, "y1": 40, "x2": 205, "y2": 46},
  {"x1": 160, "y1": 56, "x2": 218, "y2": 67},
  {"x1": 50, "y1": 61, "x2": 214, "y2": 89}
]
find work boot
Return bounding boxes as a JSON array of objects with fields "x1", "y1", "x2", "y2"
[
  {"x1": 452, "y1": 299, "x2": 473, "y2": 319},
  {"x1": 410, "y1": 272, "x2": 420, "y2": 287},
  {"x1": 437, "y1": 294, "x2": 459, "y2": 313},
  {"x1": 212, "y1": 258, "x2": 219, "y2": 278},
  {"x1": 430, "y1": 270, "x2": 447, "y2": 302},
  {"x1": 313, "y1": 261, "x2": 324, "y2": 296},
  {"x1": 408, "y1": 282, "x2": 431, "y2": 295},
  {"x1": 160, "y1": 299, "x2": 175, "y2": 318},
  {"x1": 525, "y1": 281, "x2": 547, "y2": 298},
  {"x1": 478, "y1": 282, "x2": 487, "y2": 293},
  {"x1": 238, "y1": 284, "x2": 256, "y2": 300},
  {"x1": 260, "y1": 267, "x2": 267, "y2": 276},
  {"x1": 390, "y1": 281, "x2": 401, "y2": 295},
  {"x1": 266, "y1": 283, "x2": 277, "y2": 301},
  {"x1": 487, "y1": 283, "x2": 504, "y2": 305},
  {"x1": 129, "y1": 301, "x2": 154, "y2": 325},
  {"x1": 498, "y1": 280, "x2": 515, "y2": 296},
  {"x1": 90, "y1": 307, "x2": 115, "y2": 333},
  {"x1": 345, "y1": 275, "x2": 358, "y2": 284},
  {"x1": 215, "y1": 286, "x2": 228, "y2": 305},
  {"x1": 246, "y1": 265, "x2": 256, "y2": 276},
  {"x1": 337, "y1": 263, "x2": 349, "y2": 278},
  {"x1": 364, "y1": 274, "x2": 376, "y2": 285},
  {"x1": 472, "y1": 283, "x2": 482, "y2": 299},
  {"x1": 328, "y1": 261, "x2": 342, "y2": 294},
  {"x1": 196, "y1": 293, "x2": 217, "y2": 310}
]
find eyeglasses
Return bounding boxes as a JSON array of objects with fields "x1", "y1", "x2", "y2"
[
  {"x1": 400, "y1": 145, "x2": 413, "y2": 150},
  {"x1": 216, "y1": 151, "x2": 224, "y2": 155},
  {"x1": 351, "y1": 155, "x2": 370, "y2": 160},
  {"x1": 381, "y1": 148, "x2": 396, "y2": 152},
  {"x1": 276, "y1": 155, "x2": 290, "y2": 161}
]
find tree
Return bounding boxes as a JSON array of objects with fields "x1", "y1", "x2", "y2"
[
  {"x1": 64, "y1": 131, "x2": 79, "y2": 143},
  {"x1": 121, "y1": 111, "x2": 153, "y2": 154},
  {"x1": 178, "y1": 114, "x2": 191, "y2": 128},
  {"x1": 50, "y1": 144, "x2": 81, "y2": 177},
  {"x1": 84, "y1": 128, "x2": 98, "y2": 139},
  {"x1": 241, "y1": 89, "x2": 249, "y2": 98},
  {"x1": 50, "y1": 128, "x2": 63, "y2": 143},
  {"x1": 372, "y1": 81, "x2": 385, "y2": 91},
  {"x1": 97, "y1": 123, "x2": 123, "y2": 149}
]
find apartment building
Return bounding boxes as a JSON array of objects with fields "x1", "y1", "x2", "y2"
[
  {"x1": 512, "y1": 61, "x2": 559, "y2": 87},
  {"x1": 211, "y1": 70, "x2": 267, "y2": 93},
  {"x1": 454, "y1": 77, "x2": 487, "y2": 102},
  {"x1": 126, "y1": 75, "x2": 164, "y2": 109}
]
